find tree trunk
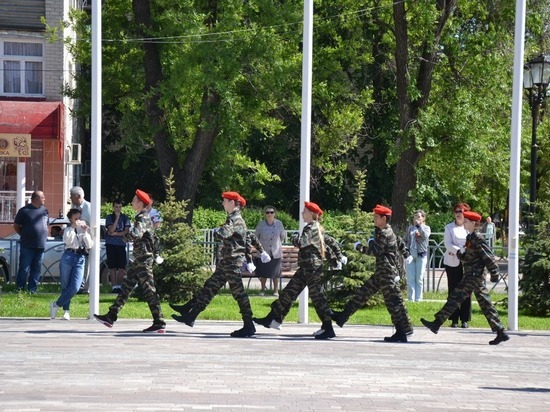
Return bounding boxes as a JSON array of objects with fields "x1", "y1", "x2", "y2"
[{"x1": 133, "y1": 1, "x2": 220, "y2": 222}]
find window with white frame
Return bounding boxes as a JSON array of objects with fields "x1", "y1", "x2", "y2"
[{"x1": 1, "y1": 41, "x2": 44, "y2": 96}]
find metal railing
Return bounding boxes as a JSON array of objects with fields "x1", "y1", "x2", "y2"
[{"x1": 0, "y1": 191, "x2": 32, "y2": 222}]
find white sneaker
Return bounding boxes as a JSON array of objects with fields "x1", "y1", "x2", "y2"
[
  {"x1": 312, "y1": 328, "x2": 325, "y2": 336},
  {"x1": 273, "y1": 292, "x2": 279, "y2": 297},
  {"x1": 269, "y1": 320, "x2": 282, "y2": 330},
  {"x1": 49, "y1": 301, "x2": 58, "y2": 319},
  {"x1": 62, "y1": 311, "x2": 70, "y2": 321}
]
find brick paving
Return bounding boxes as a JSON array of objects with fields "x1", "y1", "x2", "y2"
[{"x1": 0, "y1": 317, "x2": 548, "y2": 411}]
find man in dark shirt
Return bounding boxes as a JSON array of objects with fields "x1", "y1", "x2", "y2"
[{"x1": 13, "y1": 191, "x2": 49, "y2": 293}]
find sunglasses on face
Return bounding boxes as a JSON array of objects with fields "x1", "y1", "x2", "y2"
[
  {"x1": 265, "y1": 211, "x2": 275, "y2": 214},
  {"x1": 454, "y1": 210, "x2": 464, "y2": 213}
]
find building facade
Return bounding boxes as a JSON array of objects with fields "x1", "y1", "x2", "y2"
[{"x1": 0, "y1": 0, "x2": 82, "y2": 236}]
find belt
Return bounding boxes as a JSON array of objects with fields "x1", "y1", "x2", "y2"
[{"x1": 66, "y1": 248, "x2": 88, "y2": 255}]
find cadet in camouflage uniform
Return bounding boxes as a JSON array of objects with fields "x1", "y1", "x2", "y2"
[
  {"x1": 331, "y1": 204, "x2": 413, "y2": 343},
  {"x1": 421, "y1": 211, "x2": 510, "y2": 345},
  {"x1": 254, "y1": 201, "x2": 344, "y2": 340},
  {"x1": 171, "y1": 192, "x2": 256, "y2": 338},
  {"x1": 94, "y1": 189, "x2": 165, "y2": 333}
]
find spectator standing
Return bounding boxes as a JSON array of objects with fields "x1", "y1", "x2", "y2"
[
  {"x1": 331, "y1": 204, "x2": 413, "y2": 343},
  {"x1": 255, "y1": 206, "x2": 286, "y2": 296},
  {"x1": 70, "y1": 186, "x2": 91, "y2": 293},
  {"x1": 105, "y1": 199, "x2": 131, "y2": 293},
  {"x1": 482, "y1": 217, "x2": 496, "y2": 249},
  {"x1": 404, "y1": 210, "x2": 431, "y2": 302},
  {"x1": 421, "y1": 211, "x2": 510, "y2": 345},
  {"x1": 14, "y1": 191, "x2": 49, "y2": 293},
  {"x1": 443, "y1": 202, "x2": 471, "y2": 328},
  {"x1": 94, "y1": 189, "x2": 166, "y2": 333},
  {"x1": 50, "y1": 208, "x2": 93, "y2": 320},
  {"x1": 170, "y1": 191, "x2": 255, "y2": 338}
]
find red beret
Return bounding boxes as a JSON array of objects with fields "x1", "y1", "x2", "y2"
[
  {"x1": 222, "y1": 191, "x2": 242, "y2": 203},
  {"x1": 237, "y1": 194, "x2": 247, "y2": 207},
  {"x1": 463, "y1": 211, "x2": 482, "y2": 222},
  {"x1": 304, "y1": 201, "x2": 323, "y2": 216},
  {"x1": 135, "y1": 189, "x2": 151, "y2": 206},
  {"x1": 373, "y1": 204, "x2": 392, "y2": 216}
]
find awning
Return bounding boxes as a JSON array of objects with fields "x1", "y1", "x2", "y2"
[
  {"x1": 0, "y1": 101, "x2": 64, "y2": 140},
  {"x1": 0, "y1": 101, "x2": 65, "y2": 159}
]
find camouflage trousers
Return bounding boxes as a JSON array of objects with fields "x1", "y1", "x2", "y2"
[
  {"x1": 344, "y1": 270, "x2": 412, "y2": 332},
  {"x1": 110, "y1": 255, "x2": 164, "y2": 323},
  {"x1": 271, "y1": 263, "x2": 331, "y2": 324},
  {"x1": 434, "y1": 274, "x2": 504, "y2": 332},
  {"x1": 195, "y1": 257, "x2": 253, "y2": 322}
]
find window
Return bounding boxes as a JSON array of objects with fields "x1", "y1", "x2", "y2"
[{"x1": 1, "y1": 41, "x2": 44, "y2": 96}]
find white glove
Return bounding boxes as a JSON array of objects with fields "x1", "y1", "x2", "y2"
[
  {"x1": 246, "y1": 262, "x2": 256, "y2": 273},
  {"x1": 340, "y1": 255, "x2": 348, "y2": 265},
  {"x1": 260, "y1": 251, "x2": 271, "y2": 263},
  {"x1": 333, "y1": 261, "x2": 343, "y2": 270},
  {"x1": 459, "y1": 247, "x2": 466, "y2": 254},
  {"x1": 368, "y1": 237, "x2": 374, "y2": 244},
  {"x1": 155, "y1": 255, "x2": 164, "y2": 265},
  {"x1": 405, "y1": 255, "x2": 413, "y2": 265},
  {"x1": 354, "y1": 241, "x2": 362, "y2": 250}
]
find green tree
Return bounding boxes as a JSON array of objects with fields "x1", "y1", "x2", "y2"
[{"x1": 153, "y1": 170, "x2": 210, "y2": 302}]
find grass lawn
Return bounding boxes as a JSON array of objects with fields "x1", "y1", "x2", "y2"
[{"x1": 1, "y1": 284, "x2": 548, "y2": 330}]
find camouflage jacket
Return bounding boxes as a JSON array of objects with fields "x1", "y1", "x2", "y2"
[
  {"x1": 292, "y1": 220, "x2": 323, "y2": 266},
  {"x1": 214, "y1": 209, "x2": 247, "y2": 261},
  {"x1": 457, "y1": 230, "x2": 499, "y2": 277},
  {"x1": 245, "y1": 232, "x2": 265, "y2": 263},
  {"x1": 124, "y1": 210, "x2": 154, "y2": 259},
  {"x1": 359, "y1": 224, "x2": 400, "y2": 275},
  {"x1": 324, "y1": 234, "x2": 344, "y2": 265}
]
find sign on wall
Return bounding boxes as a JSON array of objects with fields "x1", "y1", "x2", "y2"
[{"x1": 0, "y1": 134, "x2": 31, "y2": 157}]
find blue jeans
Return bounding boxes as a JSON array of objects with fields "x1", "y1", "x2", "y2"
[
  {"x1": 56, "y1": 251, "x2": 86, "y2": 310},
  {"x1": 16, "y1": 246, "x2": 45, "y2": 293},
  {"x1": 406, "y1": 255, "x2": 427, "y2": 302}
]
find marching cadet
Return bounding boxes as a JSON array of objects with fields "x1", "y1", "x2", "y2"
[
  {"x1": 170, "y1": 191, "x2": 256, "y2": 338},
  {"x1": 421, "y1": 210, "x2": 510, "y2": 345},
  {"x1": 331, "y1": 204, "x2": 413, "y2": 342},
  {"x1": 94, "y1": 189, "x2": 166, "y2": 333},
  {"x1": 253, "y1": 201, "x2": 344, "y2": 340}
]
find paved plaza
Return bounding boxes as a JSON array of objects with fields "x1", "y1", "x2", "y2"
[{"x1": 0, "y1": 317, "x2": 549, "y2": 411}]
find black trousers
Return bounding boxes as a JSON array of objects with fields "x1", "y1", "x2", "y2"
[{"x1": 444, "y1": 263, "x2": 471, "y2": 323}]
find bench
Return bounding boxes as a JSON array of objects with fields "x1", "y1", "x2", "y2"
[{"x1": 241, "y1": 245, "x2": 299, "y2": 287}]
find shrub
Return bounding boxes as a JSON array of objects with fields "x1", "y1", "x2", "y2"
[
  {"x1": 152, "y1": 171, "x2": 210, "y2": 303},
  {"x1": 519, "y1": 203, "x2": 550, "y2": 316}
]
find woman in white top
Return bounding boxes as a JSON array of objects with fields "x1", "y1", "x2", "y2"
[
  {"x1": 49, "y1": 208, "x2": 93, "y2": 320},
  {"x1": 255, "y1": 206, "x2": 286, "y2": 296},
  {"x1": 443, "y1": 202, "x2": 471, "y2": 328}
]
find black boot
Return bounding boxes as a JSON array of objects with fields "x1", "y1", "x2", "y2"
[
  {"x1": 314, "y1": 321, "x2": 336, "y2": 340},
  {"x1": 230, "y1": 319, "x2": 256, "y2": 338},
  {"x1": 172, "y1": 307, "x2": 200, "y2": 327},
  {"x1": 169, "y1": 298, "x2": 196, "y2": 315},
  {"x1": 489, "y1": 329, "x2": 510, "y2": 345},
  {"x1": 421, "y1": 318, "x2": 441, "y2": 334},
  {"x1": 253, "y1": 312, "x2": 274, "y2": 329},
  {"x1": 384, "y1": 328, "x2": 408, "y2": 343},
  {"x1": 94, "y1": 310, "x2": 118, "y2": 328},
  {"x1": 330, "y1": 310, "x2": 349, "y2": 328}
]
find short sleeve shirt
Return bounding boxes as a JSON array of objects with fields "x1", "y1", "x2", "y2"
[{"x1": 14, "y1": 204, "x2": 49, "y2": 249}]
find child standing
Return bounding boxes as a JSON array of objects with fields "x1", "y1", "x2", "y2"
[
  {"x1": 421, "y1": 211, "x2": 510, "y2": 345},
  {"x1": 94, "y1": 189, "x2": 166, "y2": 333}
]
